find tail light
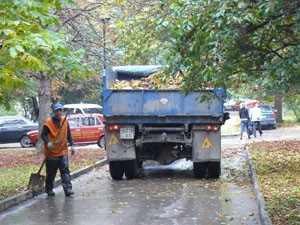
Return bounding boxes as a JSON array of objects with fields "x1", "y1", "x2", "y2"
[
  {"x1": 213, "y1": 125, "x2": 219, "y2": 131},
  {"x1": 108, "y1": 124, "x2": 120, "y2": 131},
  {"x1": 270, "y1": 113, "x2": 275, "y2": 118},
  {"x1": 205, "y1": 125, "x2": 212, "y2": 131},
  {"x1": 205, "y1": 125, "x2": 219, "y2": 132}
]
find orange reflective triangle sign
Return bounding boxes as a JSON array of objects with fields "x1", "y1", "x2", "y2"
[
  {"x1": 107, "y1": 133, "x2": 120, "y2": 146},
  {"x1": 201, "y1": 137, "x2": 213, "y2": 149}
]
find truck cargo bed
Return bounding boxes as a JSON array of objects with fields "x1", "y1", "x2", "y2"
[{"x1": 102, "y1": 89, "x2": 225, "y2": 124}]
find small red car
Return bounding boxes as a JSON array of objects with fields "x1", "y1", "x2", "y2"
[{"x1": 27, "y1": 114, "x2": 105, "y2": 148}]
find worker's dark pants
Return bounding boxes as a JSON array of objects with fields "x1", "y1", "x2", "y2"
[{"x1": 45, "y1": 155, "x2": 72, "y2": 194}]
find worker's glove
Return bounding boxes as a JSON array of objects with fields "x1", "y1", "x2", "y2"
[
  {"x1": 47, "y1": 141, "x2": 54, "y2": 150},
  {"x1": 71, "y1": 145, "x2": 75, "y2": 155}
]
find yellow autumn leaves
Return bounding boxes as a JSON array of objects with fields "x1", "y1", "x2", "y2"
[
  {"x1": 248, "y1": 140, "x2": 300, "y2": 225},
  {"x1": 109, "y1": 71, "x2": 184, "y2": 89}
]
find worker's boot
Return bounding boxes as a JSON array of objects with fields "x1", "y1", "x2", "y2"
[
  {"x1": 65, "y1": 189, "x2": 74, "y2": 197},
  {"x1": 46, "y1": 190, "x2": 55, "y2": 196}
]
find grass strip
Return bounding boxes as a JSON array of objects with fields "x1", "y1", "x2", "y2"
[
  {"x1": 0, "y1": 148, "x2": 106, "y2": 200},
  {"x1": 248, "y1": 140, "x2": 300, "y2": 225}
]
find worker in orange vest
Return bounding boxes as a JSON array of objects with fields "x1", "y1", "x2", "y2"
[{"x1": 41, "y1": 103, "x2": 75, "y2": 197}]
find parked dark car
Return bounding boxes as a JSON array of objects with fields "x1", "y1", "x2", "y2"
[
  {"x1": 0, "y1": 116, "x2": 38, "y2": 147},
  {"x1": 248, "y1": 104, "x2": 276, "y2": 130},
  {"x1": 259, "y1": 104, "x2": 276, "y2": 129}
]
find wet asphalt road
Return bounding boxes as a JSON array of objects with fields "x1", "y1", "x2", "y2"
[
  {"x1": 0, "y1": 162, "x2": 260, "y2": 225},
  {"x1": 1, "y1": 126, "x2": 300, "y2": 225}
]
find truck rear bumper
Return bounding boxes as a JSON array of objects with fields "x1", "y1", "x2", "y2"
[{"x1": 136, "y1": 133, "x2": 192, "y2": 147}]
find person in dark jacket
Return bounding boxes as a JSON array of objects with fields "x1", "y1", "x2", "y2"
[
  {"x1": 239, "y1": 103, "x2": 250, "y2": 140},
  {"x1": 41, "y1": 103, "x2": 75, "y2": 197}
]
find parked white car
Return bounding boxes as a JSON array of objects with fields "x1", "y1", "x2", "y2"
[{"x1": 63, "y1": 103, "x2": 103, "y2": 114}]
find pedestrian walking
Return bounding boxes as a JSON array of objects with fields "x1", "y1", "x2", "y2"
[
  {"x1": 239, "y1": 103, "x2": 250, "y2": 140},
  {"x1": 41, "y1": 103, "x2": 75, "y2": 197},
  {"x1": 249, "y1": 103, "x2": 263, "y2": 138}
]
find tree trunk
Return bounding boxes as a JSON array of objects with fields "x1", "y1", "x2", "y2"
[
  {"x1": 32, "y1": 96, "x2": 39, "y2": 121},
  {"x1": 36, "y1": 72, "x2": 52, "y2": 154},
  {"x1": 274, "y1": 94, "x2": 283, "y2": 123}
]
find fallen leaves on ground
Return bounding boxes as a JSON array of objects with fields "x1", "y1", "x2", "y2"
[
  {"x1": 277, "y1": 122, "x2": 300, "y2": 128},
  {"x1": 248, "y1": 140, "x2": 300, "y2": 225},
  {"x1": 0, "y1": 148, "x2": 106, "y2": 200}
]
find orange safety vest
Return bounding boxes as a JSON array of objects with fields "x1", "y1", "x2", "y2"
[{"x1": 44, "y1": 117, "x2": 68, "y2": 157}]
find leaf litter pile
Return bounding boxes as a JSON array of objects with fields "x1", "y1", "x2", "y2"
[
  {"x1": 0, "y1": 148, "x2": 106, "y2": 200},
  {"x1": 109, "y1": 70, "x2": 214, "y2": 90},
  {"x1": 248, "y1": 140, "x2": 300, "y2": 225},
  {"x1": 109, "y1": 72, "x2": 184, "y2": 89}
]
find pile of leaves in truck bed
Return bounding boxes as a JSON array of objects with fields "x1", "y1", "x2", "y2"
[
  {"x1": 109, "y1": 71, "x2": 184, "y2": 89},
  {"x1": 0, "y1": 148, "x2": 106, "y2": 200},
  {"x1": 248, "y1": 140, "x2": 300, "y2": 225}
]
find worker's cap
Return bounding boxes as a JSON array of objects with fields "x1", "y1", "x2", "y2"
[{"x1": 53, "y1": 103, "x2": 63, "y2": 111}]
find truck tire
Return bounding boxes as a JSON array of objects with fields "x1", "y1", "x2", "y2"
[
  {"x1": 193, "y1": 162, "x2": 207, "y2": 178},
  {"x1": 208, "y1": 161, "x2": 221, "y2": 178},
  {"x1": 109, "y1": 161, "x2": 124, "y2": 180},
  {"x1": 124, "y1": 160, "x2": 138, "y2": 179}
]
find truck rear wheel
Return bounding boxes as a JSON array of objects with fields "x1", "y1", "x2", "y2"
[
  {"x1": 193, "y1": 162, "x2": 207, "y2": 178},
  {"x1": 109, "y1": 161, "x2": 124, "y2": 180},
  {"x1": 208, "y1": 161, "x2": 221, "y2": 178},
  {"x1": 124, "y1": 160, "x2": 138, "y2": 179}
]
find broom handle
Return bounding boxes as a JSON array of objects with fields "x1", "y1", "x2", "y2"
[
  {"x1": 37, "y1": 111, "x2": 70, "y2": 174},
  {"x1": 37, "y1": 159, "x2": 46, "y2": 174}
]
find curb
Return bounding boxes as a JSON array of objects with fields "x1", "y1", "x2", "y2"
[
  {"x1": 0, "y1": 158, "x2": 108, "y2": 213},
  {"x1": 221, "y1": 133, "x2": 239, "y2": 138},
  {"x1": 245, "y1": 147, "x2": 272, "y2": 225}
]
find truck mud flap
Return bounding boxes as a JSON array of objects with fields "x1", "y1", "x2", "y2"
[
  {"x1": 105, "y1": 131, "x2": 136, "y2": 160},
  {"x1": 192, "y1": 124, "x2": 221, "y2": 162}
]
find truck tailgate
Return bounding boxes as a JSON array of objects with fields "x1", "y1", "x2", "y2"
[{"x1": 102, "y1": 89, "x2": 225, "y2": 124}]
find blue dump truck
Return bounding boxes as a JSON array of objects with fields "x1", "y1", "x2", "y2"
[{"x1": 101, "y1": 65, "x2": 228, "y2": 180}]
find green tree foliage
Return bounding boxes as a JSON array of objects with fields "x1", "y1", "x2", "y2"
[
  {"x1": 115, "y1": 0, "x2": 300, "y2": 94},
  {"x1": 284, "y1": 93, "x2": 300, "y2": 122},
  {"x1": 0, "y1": 0, "x2": 92, "y2": 108},
  {"x1": 51, "y1": 75, "x2": 102, "y2": 105},
  {"x1": 161, "y1": 0, "x2": 300, "y2": 93},
  {"x1": 45, "y1": 0, "x2": 119, "y2": 105},
  {"x1": 112, "y1": 0, "x2": 170, "y2": 65}
]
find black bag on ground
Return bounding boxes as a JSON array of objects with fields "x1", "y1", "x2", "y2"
[{"x1": 248, "y1": 122, "x2": 253, "y2": 136}]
